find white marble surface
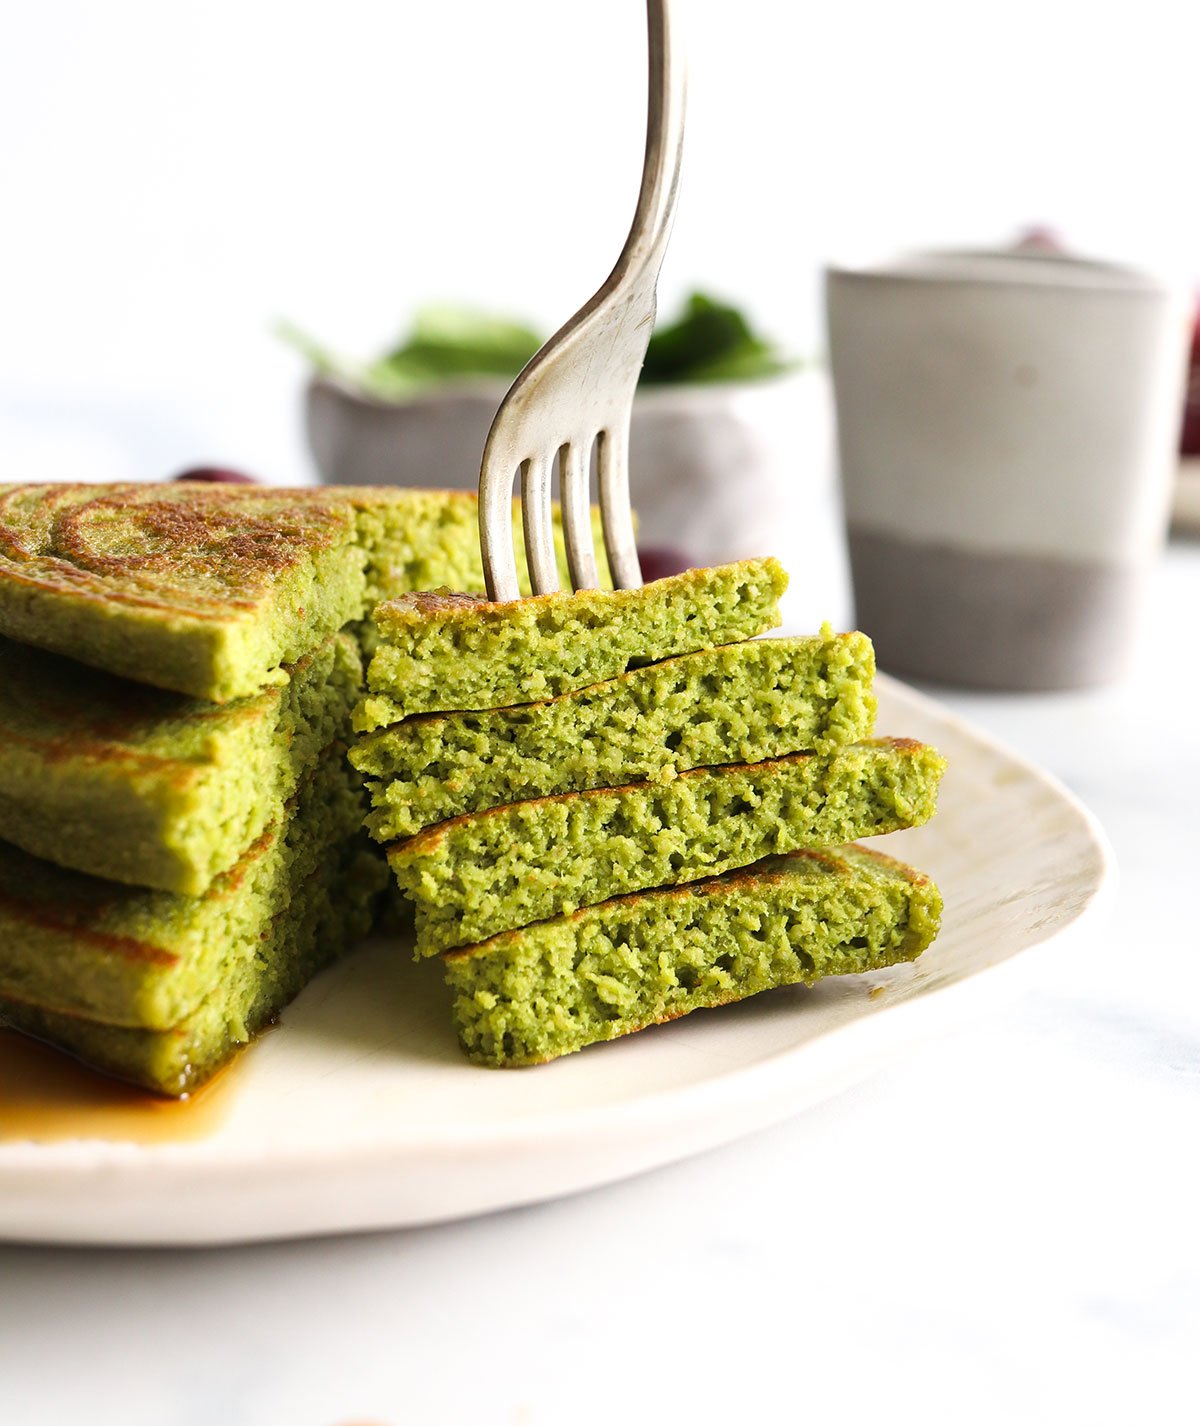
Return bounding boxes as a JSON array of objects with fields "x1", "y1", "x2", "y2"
[{"x1": 1, "y1": 543, "x2": 1196, "y2": 1426}]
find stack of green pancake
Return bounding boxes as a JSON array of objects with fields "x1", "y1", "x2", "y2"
[
  {"x1": 0, "y1": 480, "x2": 946, "y2": 1087},
  {"x1": 0, "y1": 481, "x2": 588, "y2": 1094},
  {"x1": 351, "y1": 559, "x2": 946, "y2": 1067}
]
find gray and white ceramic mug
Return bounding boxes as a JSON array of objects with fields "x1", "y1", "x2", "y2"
[{"x1": 825, "y1": 249, "x2": 1191, "y2": 690}]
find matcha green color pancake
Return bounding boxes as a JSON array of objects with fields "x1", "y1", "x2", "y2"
[
  {"x1": 0, "y1": 483, "x2": 601, "y2": 702},
  {"x1": 445, "y1": 844, "x2": 942, "y2": 1066},
  {"x1": 361, "y1": 558, "x2": 787, "y2": 723},
  {"x1": 388, "y1": 737, "x2": 945, "y2": 955},
  {"x1": 353, "y1": 630, "x2": 876, "y2": 840},
  {"x1": 0, "y1": 840, "x2": 383, "y2": 1096},
  {"x1": 0, "y1": 633, "x2": 361, "y2": 894},
  {"x1": 0, "y1": 751, "x2": 377, "y2": 1034}
]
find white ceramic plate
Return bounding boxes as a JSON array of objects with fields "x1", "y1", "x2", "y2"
[{"x1": 0, "y1": 676, "x2": 1112, "y2": 1246}]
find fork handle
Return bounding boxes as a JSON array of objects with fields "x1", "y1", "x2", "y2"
[
  {"x1": 477, "y1": 0, "x2": 686, "y2": 602},
  {"x1": 592, "y1": 0, "x2": 686, "y2": 592},
  {"x1": 614, "y1": 0, "x2": 687, "y2": 293}
]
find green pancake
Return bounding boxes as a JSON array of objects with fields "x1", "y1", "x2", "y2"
[
  {"x1": 388, "y1": 737, "x2": 945, "y2": 955},
  {"x1": 0, "y1": 633, "x2": 361, "y2": 894},
  {"x1": 0, "y1": 751, "x2": 375, "y2": 1033},
  {"x1": 352, "y1": 630, "x2": 877, "y2": 840},
  {"x1": 0, "y1": 483, "x2": 603, "y2": 702},
  {"x1": 445, "y1": 843, "x2": 942, "y2": 1066},
  {"x1": 0, "y1": 841, "x2": 383, "y2": 1096},
  {"x1": 360, "y1": 558, "x2": 788, "y2": 724}
]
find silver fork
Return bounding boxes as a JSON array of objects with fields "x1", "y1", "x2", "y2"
[{"x1": 478, "y1": 0, "x2": 686, "y2": 601}]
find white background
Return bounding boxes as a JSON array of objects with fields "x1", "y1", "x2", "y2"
[{"x1": 1, "y1": 0, "x2": 1198, "y2": 484}]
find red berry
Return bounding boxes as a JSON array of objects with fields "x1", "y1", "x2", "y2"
[
  {"x1": 1014, "y1": 225, "x2": 1065, "y2": 253},
  {"x1": 171, "y1": 467, "x2": 259, "y2": 485},
  {"x1": 1181, "y1": 303, "x2": 1200, "y2": 457},
  {"x1": 636, "y1": 545, "x2": 693, "y2": 582}
]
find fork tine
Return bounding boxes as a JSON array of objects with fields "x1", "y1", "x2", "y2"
[
  {"x1": 520, "y1": 453, "x2": 559, "y2": 596},
  {"x1": 560, "y1": 438, "x2": 601, "y2": 591},
  {"x1": 479, "y1": 447, "x2": 521, "y2": 603},
  {"x1": 597, "y1": 422, "x2": 643, "y2": 589}
]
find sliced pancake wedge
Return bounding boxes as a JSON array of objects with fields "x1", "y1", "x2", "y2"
[
  {"x1": 0, "y1": 633, "x2": 361, "y2": 894},
  {"x1": 0, "y1": 840, "x2": 383, "y2": 1097},
  {"x1": 0, "y1": 482, "x2": 364, "y2": 702},
  {"x1": 388, "y1": 737, "x2": 946, "y2": 955},
  {"x1": 0, "y1": 750, "x2": 378, "y2": 1035},
  {"x1": 445, "y1": 843, "x2": 942, "y2": 1066},
  {"x1": 352, "y1": 629, "x2": 877, "y2": 840},
  {"x1": 360, "y1": 557, "x2": 788, "y2": 724}
]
